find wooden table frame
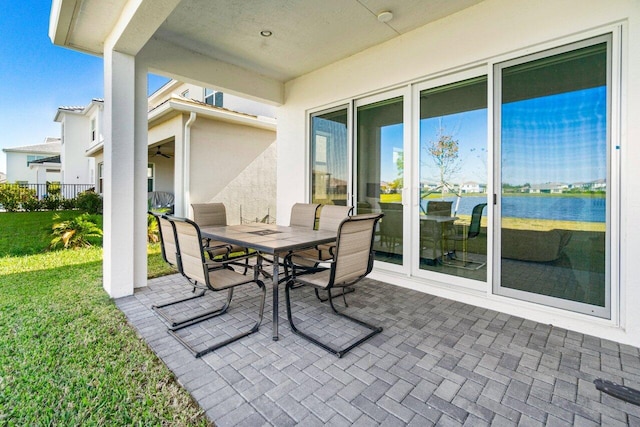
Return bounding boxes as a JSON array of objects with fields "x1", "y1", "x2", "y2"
[{"x1": 200, "y1": 223, "x2": 336, "y2": 341}]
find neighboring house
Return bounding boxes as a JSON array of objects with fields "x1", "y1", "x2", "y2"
[
  {"x1": 87, "y1": 80, "x2": 277, "y2": 223},
  {"x1": 50, "y1": 0, "x2": 640, "y2": 349},
  {"x1": 528, "y1": 183, "x2": 568, "y2": 194},
  {"x1": 459, "y1": 181, "x2": 485, "y2": 194},
  {"x1": 2, "y1": 137, "x2": 61, "y2": 184},
  {"x1": 54, "y1": 99, "x2": 102, "y2": 187}
]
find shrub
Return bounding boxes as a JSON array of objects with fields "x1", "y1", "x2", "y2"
[
  {"x1": 60, "y1": 197, "x2": 77, "y2": 210},
  {"x1": 42, "y1": 194, "x2": 61, "y2": 211},
  {"x1": 77, "y1": 190, "x2": 102, "y2": 214},
  {"x1": 0, "y1": 184, "x2": 37, "y2": 212},
  {"x1": 21, "y1": 196, "x2": 42, "y2": 212},
  {"x1": 148, "y1": 213, "x2": 160, "y2": 243},
  {"x1": 50, "y1": 213, "x2": 103, "y2": 249}
]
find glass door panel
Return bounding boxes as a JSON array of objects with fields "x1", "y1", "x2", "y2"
[
  {"x1": 418, "y1": 77, "x2": 488, "y2": 281},
  {"x1": 495, "y1": 36, "x2": 610, "y2": 317},
  {"x1": 310, "y1": 107, "x2": 349, "y2": 206},
  {"x1": 356, "y1": 96, "x2": 404, "y2": 265}
]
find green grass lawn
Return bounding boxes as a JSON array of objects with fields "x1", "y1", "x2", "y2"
[{"x1": 0, "y1": 211, "x2": 208, "y2": 426}]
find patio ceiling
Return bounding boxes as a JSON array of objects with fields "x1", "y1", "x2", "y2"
[{"x1": 50, "y1": 0, "x2": 484, "y2": 103}]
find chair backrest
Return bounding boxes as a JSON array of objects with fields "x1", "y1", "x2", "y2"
[
  {"x1": 191, "y1": 203, "x2": 227, "y2": 227},
  {"x1": 468, "y1": 203, "x2": 487, "y2": 239},
  {"x1": 150, "y1": 212, "x2": 178, "y2": 267},
  {"x1": 427, "y1": 201, "x2": 452, "y2": 217},
  {"x1": 168, "y1": 217, "x2": 209, "y2": 286},
  {"x1": 330, "y1": 213, "x2": 384, "y2": 287},
  {"x1": 318, "y1": 204, "x2": 353, "y2": 232},
  {"x1": 289, "y1": 203, "x2": 320, "y2": 229}
]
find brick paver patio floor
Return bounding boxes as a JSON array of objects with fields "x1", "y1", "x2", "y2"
[{"x1": 116, "y1": 273, "x2": 640, "y2": 426}]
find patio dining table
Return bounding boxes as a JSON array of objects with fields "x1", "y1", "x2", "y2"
[{"x1": 199, "y1": 222, "x2": 337, "y2": 341}]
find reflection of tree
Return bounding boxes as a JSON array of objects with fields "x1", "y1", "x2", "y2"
[
  {"x1": 388, "y1": 150, "x2": 404, "y2": 192},
  {"x1": 426, "y1": 125, "x2": 461, "y2": 199}
]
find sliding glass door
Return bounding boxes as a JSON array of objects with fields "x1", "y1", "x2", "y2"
[
  {"x1": 416, "y1": 75, "x2": 488, "y2": 282},
  {"x1": 310, "y1": 107, "x2": 349, "y2": 206},
  {"x1": 494, "y1": 35, "x2": 611, "y2": 317},
  {"x1": 355, "y1": 91, "x2": 407, "y2": 268}
]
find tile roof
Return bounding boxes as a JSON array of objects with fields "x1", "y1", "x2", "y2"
[{"x1": 2, "y1": 138, "x2": 61, "y2": 154}]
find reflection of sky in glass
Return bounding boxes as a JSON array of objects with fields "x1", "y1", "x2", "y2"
[
  {"x1": 381, "y1": 124, "x2": 403, "y2": 182},
  {"x1": 502, "y1": 86, "x2": 606, "y2": 185},
  {"x1": 419, "y1": 109, "x2": 488, "y2": 184}
]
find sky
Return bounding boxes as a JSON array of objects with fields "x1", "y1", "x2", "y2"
[{"x1": 0, "y1": 1, "x2": 168, "y2": 173}]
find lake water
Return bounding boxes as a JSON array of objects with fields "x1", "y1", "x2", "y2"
[{"x1": 421, "y1": 195, "x2": 605, "y2": 223}]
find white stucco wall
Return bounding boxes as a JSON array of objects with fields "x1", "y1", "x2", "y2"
[
  {"x1": 60, "y1": 113, "x2": 95, "y2": 185},
  {"x1": 189, "y1": 119, "x2": 277, "y2": 223},
  {"x1": 5, "y1": 151, "x2": 60, "y2": 183},
  {"x1": 278, "y1": 0, "x2": 640, "y2": 346}
]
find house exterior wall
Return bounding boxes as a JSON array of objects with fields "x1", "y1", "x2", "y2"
[
  {"x1": 148, "y1": 113, "x2": 182, "y2": 201},
  {"x1": 60, "y1": 113, "x2": 95, "y2": 185},
  {"x1": 189, "y1": 119, "x2": 276, "y2": 224},
  {"x1": 5, "y1": 151, "x2": 59, "y2": 183},
  {"x1": 277, "y1": 0, "x2": 640, "y2": 346}
]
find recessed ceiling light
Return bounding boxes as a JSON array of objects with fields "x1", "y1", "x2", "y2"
[
  {"x1": 260, "y1": 30, "x2": 273, "y2": 37},
  {"x1": 377, "y1": 11, "x2": 393, "y2": 23}
]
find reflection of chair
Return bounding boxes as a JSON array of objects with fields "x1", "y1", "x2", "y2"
[
  {"x1": 427, "y1": 200, "x2": 452, "y2": 216},
  {"x1": 284, "y1": 213, "x2": 384, "y2": 358},
  {"x1": 378, "y1": 202, "x2": 403, "y2": 252},
  {"x1": 420, "y1": 201, "x2": 454, "y2": 263},
  {"x1": 166, "y1": 217, "x2": 266, "y2": 358},
  {"x1": 447, "y1": 203, "x2": 487, "y2": 269}
]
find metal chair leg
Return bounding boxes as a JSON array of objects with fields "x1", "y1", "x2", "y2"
[
  {"x1": 165, "y1": 288, "x2": 234, "y2": 331},
  {"x1": 169, "y1": 281, "x2": 266, "y2": 358},
  {"x1": 314, "y1": 287, "x2": 354, "y2": 307},
  {"x1": 285, "y1": 281, "x2": 382, "y2": 358}
]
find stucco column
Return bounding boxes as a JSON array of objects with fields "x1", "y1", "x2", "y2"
[{"x1": 102, "y1": 49, "x2": 148, "y2": 298}]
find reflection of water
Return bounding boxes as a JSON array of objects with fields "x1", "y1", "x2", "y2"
[{"x1": 420, "y1": 196, "x2": 605, "y2": 222}]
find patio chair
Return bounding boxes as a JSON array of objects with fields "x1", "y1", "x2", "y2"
[
  {"x1": 287, "y1": 204, "x2": 354, "y2": 303},
  {"x1": 289, "y1": 204, "x2": 352, "y2": 265},
  {"x1": 284, "y1": 213, "x2": 384, "y2": 358},
  {"x1": 191, "y1": 202, "x2": 253, "y2": 269},
  {"x1": 290, "y1": 202, "x2": 321, "y2": 228},
  {"x1": 149, "y1": 213, "x2": 227, "y2": 329},
  {"x1": 166, "y1": 216, "x2": 266, "y2": 358},
  {"x1": 259, "y1": 202, "x2": 320, "y2": 278},
  {"x1": 445, "y1": 203, "x2": 487, "y2": 269}
]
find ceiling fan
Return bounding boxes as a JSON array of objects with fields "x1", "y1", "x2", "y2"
[{"x1": 152, "y1": 146, "x2": 172, "y2": 158}]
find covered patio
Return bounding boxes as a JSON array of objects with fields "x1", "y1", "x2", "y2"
[
  {"x1": 117, "y1": 274, "x2": 640, "y2": 426},
  {"x1": 49, "y1": 1, "x2": 640, "y2": 422}
]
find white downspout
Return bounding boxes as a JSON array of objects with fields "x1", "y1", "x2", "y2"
[{"x1": 183, "y1": 112, "x2": 197, "y2": 216}]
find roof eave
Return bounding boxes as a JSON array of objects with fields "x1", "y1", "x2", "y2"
[{"x1": 148, "y1": 97, "x2": 277, "y2": 131}]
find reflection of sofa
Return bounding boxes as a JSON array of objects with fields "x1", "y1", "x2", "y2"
[{"x1": 502, "y1": 228, "x2": 572, "y2": 262}]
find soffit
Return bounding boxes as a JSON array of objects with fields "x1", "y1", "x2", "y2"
[{"x1": 154, "y1": 0, "x2": 484, "y2": 82}]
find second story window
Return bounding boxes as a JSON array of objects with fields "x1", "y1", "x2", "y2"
[
  {"x1": 181, "y1": 89, "x2": 189, "y2": 99},
  {"x1": 91, "y1": 118, "x2": 96, "y2": 142},
  {"x1": 205, "y1": 88, "x2": 224, "y2": 107}
]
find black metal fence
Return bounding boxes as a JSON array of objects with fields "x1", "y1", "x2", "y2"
[{"x1": 0, "y1": 183, "x2": 95, "y2": 200}]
